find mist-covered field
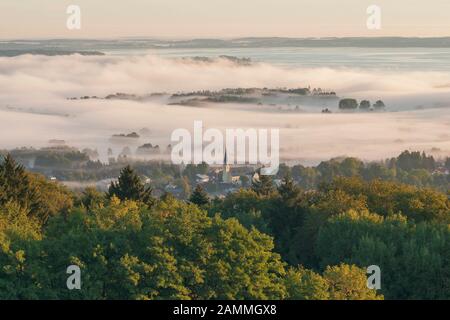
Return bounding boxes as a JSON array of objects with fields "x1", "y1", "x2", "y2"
[{"x1": 0, "y1": 52, "x2": 449, "y2": 163}]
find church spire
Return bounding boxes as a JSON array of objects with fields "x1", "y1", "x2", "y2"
[{"x1": 221, "y1": 148, "x2": 231, "y2": 183}]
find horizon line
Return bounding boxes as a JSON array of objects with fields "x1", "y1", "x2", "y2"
[{"x1": 3, "y1": 35, "x2": 450, "y2": 41}]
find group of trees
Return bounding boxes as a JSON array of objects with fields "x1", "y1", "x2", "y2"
[
  {"x1": 0, "y1": 156, "x2": 382, "y2": 300},
  {"x1": 2, "y1": 148, "x2": 182, "y2": 188},
  {"x1": 0, "y1": 155, "x2": 73, "y2": 224},
  {"x1": 6, "y1": 147, "x2": 447, "y2": 197},
  {"x1": 210, "y1": 172, "x2": 450, "y2": 299},
  {"x1": 339, "y1": 99, "x2": 385, "y2": 111},
  {"x1": 316, "y1": 211, "x2": 450, "y2": 299},
  {"x1": 285, "y1": 151, "x2": 449, "y2": 191},
  {"x1": 1, "y1": 151, "x2": 449, "y2": 300}
]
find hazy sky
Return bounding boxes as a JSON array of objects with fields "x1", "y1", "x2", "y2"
[{"x1": 1, "y1": 0, "x2": 450, "y2": 39}]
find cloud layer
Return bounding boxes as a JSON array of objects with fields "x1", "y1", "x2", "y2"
[{"x1": 0, "y1": 54, "x2": 449, "y2": 163}]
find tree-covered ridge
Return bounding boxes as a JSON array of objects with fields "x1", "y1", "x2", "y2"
[
  {"x1": 286, "y1": 150, "x2": 449, "y2": 192},
  {"x1": 213, "y1": 173, "x2": 450, "y2": 299},
  {"x1": 3, "y1": 148, "x2": 448, "y2": 195},
  {"x1": 0, "y1": 155, "x2": 73, "y2": 224},
  {"x1": 1, "y1": 154, "x2": 449, "y2": 299}
]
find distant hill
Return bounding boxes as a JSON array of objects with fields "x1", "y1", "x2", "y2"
[
  {"x1": 0, "y1": 49, "x2": 105, "y2": 57},
  {"x1": 159, "y1": 37, "x2": 450, "y2": 48},
  {"x1": 2, "y1": 37, "x2": 450, "y2": 51}
]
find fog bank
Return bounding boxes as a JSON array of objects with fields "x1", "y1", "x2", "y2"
[{"x1": 0, "y1": 54, "x2": 449, "y2": 163}]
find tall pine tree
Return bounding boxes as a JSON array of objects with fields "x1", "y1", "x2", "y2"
[
  {"x1": 278, "y1": 173, "x2": 299, "y2": 201},
  {"x1": 189, "y1": 184, "x2": 210, "y2": 207},
  {"x1": 0, "y1": 154, "x2": 38, "y2": 210},
  {"x1": 108, "y1": 165, "x2": 154, "y2": 205},
  {"x1": 251, "y1": 170, "x2": 275, "y2": 197}
]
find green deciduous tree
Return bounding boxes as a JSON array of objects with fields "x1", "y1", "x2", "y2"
[
  {"x1": 373, "y1": 100, "x2": 386, "y2": 109},
  {"x1": 1, "y1": 196, "x2": 289, "y2": 300},
  {"x1": 359, "y1": 100, "x2": 371, "y2": 110},
  {"x1": 339, "y1": 98, "x2": 358, "y2": 110},
  {"x1": 323, "y1": 264, "x2": 383, "y2": 300},
  {"x1": 316, "y1": 210, "x2": 450, "y2": 299},
  {"x1": 285, "y1": 264, "x2": 383, "y2": 300},
  {"x1": 285, "y1": 267, "x2": 330, "y2": 300}
]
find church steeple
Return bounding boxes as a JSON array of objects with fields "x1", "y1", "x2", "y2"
[{"x1": 221, "y1": 148, "x2": 232, "y2": 183}]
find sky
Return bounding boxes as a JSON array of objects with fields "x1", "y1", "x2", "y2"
[{"x1": 1, "y1": 0, "x2": 450, "y2": 39}]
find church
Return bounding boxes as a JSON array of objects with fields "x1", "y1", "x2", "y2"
[{"x1": 221, "y1": 149, "x2": 232, "y2": 183}]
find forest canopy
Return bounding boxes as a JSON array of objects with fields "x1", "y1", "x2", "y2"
[{"x1": 0, "y1": 153, "x2": 449, "y2": 300}]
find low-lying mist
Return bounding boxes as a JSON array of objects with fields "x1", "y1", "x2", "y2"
[{"x1": 0, "y1": 54, "x2": 449, "y2": 164}]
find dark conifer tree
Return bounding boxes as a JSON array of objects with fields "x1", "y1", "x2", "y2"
[
  {"x1": 252, "y1": 170, "x2": 275, "y2": 197},
  {"x1": 278, "y1": 173, "x2": 299, "y2": 201},
  {"x1": 108, "y1": 165, "x2": 154, "y2": 205},
  {"x1": 189, "y1": 184, "x2": 210, "y2": 207},
  {"x1": 0, "y1": 154, "x2": 37, "y2": 209}
]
